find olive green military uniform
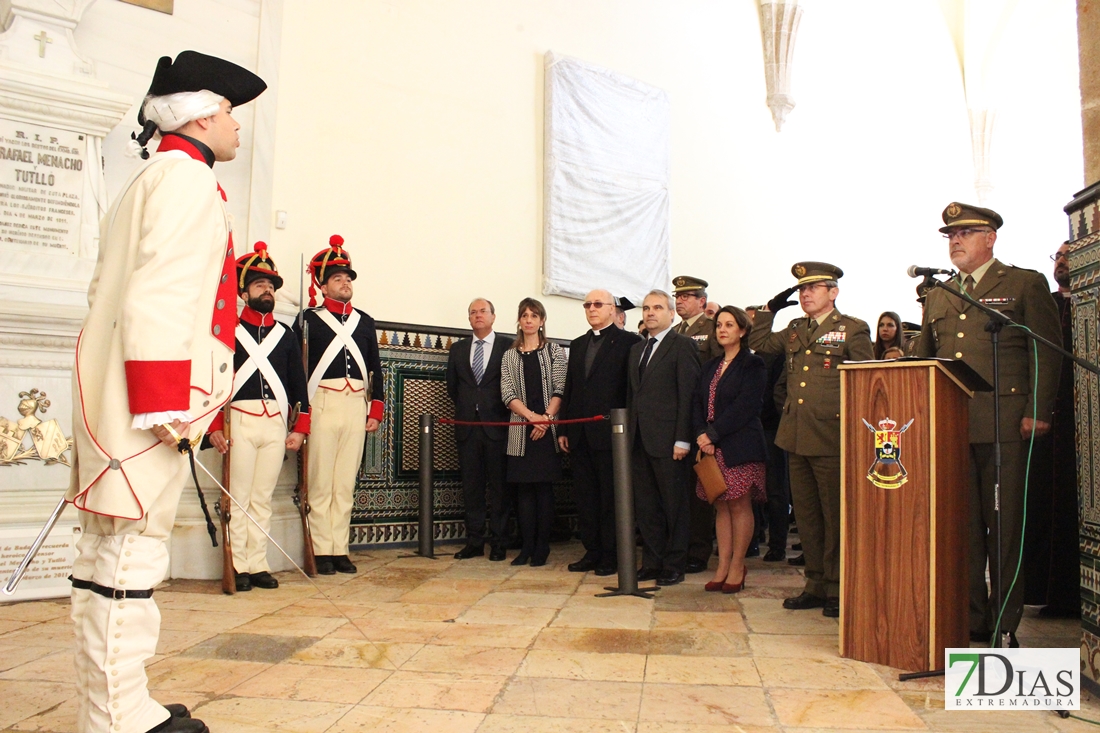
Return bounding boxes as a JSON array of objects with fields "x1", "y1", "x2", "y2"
[
  {"x1": 672, "y1": 275, "x2": 724, "y2": 568},
  {"x1": 675, "y1": 314, "x2": 723, "y2": 361},
  {"x1": 917, "y1": 238, "x2": 1061, "y2": 634},
  {"x1": 750, "y1": 265, "x2": 874, "y2": 600}
]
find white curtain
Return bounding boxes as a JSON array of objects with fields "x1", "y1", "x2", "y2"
[{"x1": 543, "y1": 52, "x2": 671, "y2": 302}]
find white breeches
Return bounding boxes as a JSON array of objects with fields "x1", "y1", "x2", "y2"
[
  {"x1": 228, "y1": 402, "x2": 287, "y2": 574},
  {"x1": 307, "y1": 381, "x2": 366, "y2": 556}
]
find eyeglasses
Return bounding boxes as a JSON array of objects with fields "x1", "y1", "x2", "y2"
[
  {"x1": 1050, "y1": 252, "x2": 1069, "y2": 262},
  {"x1": 942, "y1": 227, "x2": 993, "y2": 240},
  {"x1": 582, "y1": 301, "x2": 610, "y2": 310}
]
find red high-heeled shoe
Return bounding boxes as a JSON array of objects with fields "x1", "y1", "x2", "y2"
[
  {"x1": 722, "y1": 567, "x2": 747, "y2": 593},
  {"x1": 704, "y1": 580, "x2": 725, "y2": 592}
]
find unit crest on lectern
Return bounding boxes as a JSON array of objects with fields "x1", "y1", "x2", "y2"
[{"x1": 0, "y1": 389, "x2": 72, "y2": 467}]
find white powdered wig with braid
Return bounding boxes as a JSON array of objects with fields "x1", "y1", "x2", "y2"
[{"x1": 126, "y1": 90, "x2": 224, "y2": 158}]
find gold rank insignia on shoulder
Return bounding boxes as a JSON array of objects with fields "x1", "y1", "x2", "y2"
[
  {"x1": 946, "y1": 203, "x2": 962, "y2": 218},
  {"x1": 794, "y1": 265, "x2": 806, "y2": 278}
]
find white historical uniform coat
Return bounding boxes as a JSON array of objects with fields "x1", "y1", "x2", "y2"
[{"x1": 67, "y1": 134, "x2": 237, "y2": 733}]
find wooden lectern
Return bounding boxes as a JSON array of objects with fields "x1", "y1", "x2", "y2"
[{"x1": 838, "y1": 359, "x2": 979, "y2": 672}]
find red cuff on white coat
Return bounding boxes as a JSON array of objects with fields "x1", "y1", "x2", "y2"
[
  {"x1": 369, "y1": 400, "x2": 384, "y2": 422},
  {"x1": 124, "y1": 360, "x2": 190, "y2": 414}
]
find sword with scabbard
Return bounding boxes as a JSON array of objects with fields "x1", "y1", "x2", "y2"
[{"x1": 218, "y1": 403, "x2": 235, "y2": 595}]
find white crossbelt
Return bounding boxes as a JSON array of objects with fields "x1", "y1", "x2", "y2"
[
  {"x1": 308, "y1": 309, "x2": 371, "y2": 402},
  {"x1": 232, "y1": 323, "x2": 290, "y2": 428}
]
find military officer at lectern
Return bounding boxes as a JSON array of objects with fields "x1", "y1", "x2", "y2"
[
  {"x1": 205, "y1": 243, "x2": 311, "y2": 592},
  {"x1": 296, "y1": 237, "x2": 384, "y2": 576},
  {"x1": 917, "y1": 202, "x2": 1061, "y2": 647},
  {"x1": 749, "y1": 262, "x2": 874, "y2": 619},
  {"x1": 67, "y1": 50, "x2": 266, "y2": 733}
]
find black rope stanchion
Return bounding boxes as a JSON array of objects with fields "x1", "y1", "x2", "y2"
[
  {"x1": 418, "y1": 414, "x2": 435, "y2": 559},
  {"x1": 597, "y1": 407, "x2": 657, "y2": 599}
]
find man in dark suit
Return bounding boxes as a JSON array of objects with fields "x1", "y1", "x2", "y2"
[
  {"x1": 627, "y1": 290, "x2": 702, "y2": 586},
  {"x1": 917, "y1": 203, "x2": 1062, "y2": 646},
  {"x1": 559, "y1": 289, "x2": 642, "y2": 575},
  {"x1": 446, "y1": 298, "x2": 513, "y2": 560}
]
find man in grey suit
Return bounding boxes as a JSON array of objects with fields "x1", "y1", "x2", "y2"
[
  {"x1": 627, "y1": 289, "x2": 702, "y2": 586},
  {"x1": 446, "y1": 298, "x2": 513, "y2": 561}
]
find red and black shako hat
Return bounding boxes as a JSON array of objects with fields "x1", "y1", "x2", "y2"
[
  {"x1": 236, "y1": 242, "x2": 283, "y2": 291},
  {"x1": 308, "y1": 235, "x2": 356, "y2": 306}
]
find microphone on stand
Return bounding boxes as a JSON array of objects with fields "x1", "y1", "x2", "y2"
[{"x1": 907, "y1": 265, "x2": 955, "y2": 278}]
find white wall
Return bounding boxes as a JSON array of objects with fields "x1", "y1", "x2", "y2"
[{"x1": 267, "y1": 0, "x2": 1081, "y2": 338}]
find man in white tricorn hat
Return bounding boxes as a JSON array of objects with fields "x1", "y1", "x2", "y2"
[{"x1": 68, "y1": 50, "x2": 265, "y2": 733}]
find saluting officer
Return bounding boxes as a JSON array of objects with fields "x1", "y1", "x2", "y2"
[
  {"x1": 67, "y1": 50, "x2": 265, "y2": 733},
  {"x1": 750, "y1": 263, "x2": 873, "y2": 618},
  {"x1": 295, "y1": 236, "x2": 384, "y2": 575},
  {"x1": 206, "y1": 243, "x2": 310, "y2": 592},
  {"x1": 916, "y1": 203, "x2": 1061, "y2": 646}
]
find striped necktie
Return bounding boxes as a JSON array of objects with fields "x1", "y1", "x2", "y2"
[{"x1": 472, "y1": 339, "x2": 486, "y2": 384}]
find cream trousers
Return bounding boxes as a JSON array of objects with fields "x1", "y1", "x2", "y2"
[
  {"x1": 228, "y1": 401, "x2": 287, "y2": 574},
  {"x1": 307, "y1": 380, "x2": 366, "y2": 555}
]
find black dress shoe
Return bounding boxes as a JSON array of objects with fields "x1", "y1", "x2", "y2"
[
  {"x1": 489, "y1": 547, "x2": 507, "y2": 562},
  {"x1": 567, "y1": 555, "x2": 600, "y2": 572},
  {"x1": 763, "y1": 549, "x2": 786, "y2": 562},
  {"x1": 164, "y1": 704, "x2": 191, "y2": 719},
  {"x1": 636, "y1": 567, "x2": 661, "y2": 582},
  {"x1": 593, "y1": 563, "x2": 617, "y2": 577},
  {"x1": 316, "y1": 556, "x2": 335, "y2": 575},
  {"x1": 454, "y1": 544, "x2": 484, "y2": 559},
  {"x1": 511, "y1": 553, "x2": 531, "y2": 566},
  {"x1": 234, "y1": 572, "x2": 252, "y2": 592},
  {"x1": 745, "y1": 545, "x2": 760, "y2": 558},
  {"x1": 783, "y1": 591, "x2": 826, "y2": 610},
  {"x1": 249, "y1": 571, "x2": 279, "y2": 589},
  {"x1": 1007, "y1": 632, "x2": 1019, "y2": 648},
  {"x1": 656, "y1": 569, "x2": 684, "y2": 586},
  {"x1": 332, "y1": 555, "x2": 357, "y2": 573},
  {"x1": 685, "y1": 558, "x2": 708, "y2": 574},
  {"x1": 147, "y1": 714, "x2": 210, "y2": 733},
  {"x1": 788, "y1": 554, "x2": 805, "y2": 566},
  {"x1": 823, "y1": 597, "x2": 840, "y2": 618},
  {"x1": 531, "y1": 554, "x2": 549, "y2": 567}
]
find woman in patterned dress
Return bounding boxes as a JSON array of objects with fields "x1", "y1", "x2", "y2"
[
  {"x1": 692, "y1": 306, "x2": 769, "y2": 593},
  {"x1": 500, "y1": 298, "x2": 567, "y2": 566}
]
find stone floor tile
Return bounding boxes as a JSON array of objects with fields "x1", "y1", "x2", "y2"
[
  {"x1": 0, "y1": 680, "x2": 75, "y2": 729},
  {"x1": 430, "y1": 621, "x2": 543, "y2": 648},
  {"x1": 400, "y1": 643, "x2": 526, "y2": 676},
  {"x1": 770, "y1": 688, "x2": 926, "y2": 729},
  {"x1": 479, "y1": 714, "x2": 639, "y2": 732},
  {"x1": 189, "y1": 696, "x2": 352, "y2": 732},
  {"x1": 146, "y1": 656, "x2": 271, "y2": 694},
  {"x1": 747, "y1": 632, "x2": 841, "y2": 659},
  {"x1": 636, "y1": 723, "x2": 776, "y2": 733},
  {"x1": 398, "y1": 578, "x2": 499, "y2": 605},
  {"x1": 639, "y1": 682, "x2": 775, "y2": 726},
  {"x1": 231, "y1": 612, "x2": 347, "y2": 637},
  {"x1": 0, "y1": 645, "x2": 66, "y2": 673},
  {"x1": 518, "y1": 649, "x2": 647, "y2": 682},
  {"x1": 755, "y1": 656, "x2": 890, "y2": 689},
  {"x1": 319, "y1": 584, "x2": 409, "y2": 603},
  {"x1": 643, "y1": 654, "x2": 760, "y2": 686},
  {"x1": 549, "y1": 605, "x2": 653, "y2": 631},
  {"x1": 290, "y1": 638, "x2": 420, "y2": 669},
  {"x1": 9, "y1": 695, "x2": 78, "y2": 732},
  {"x1": 492, "y1": 677, "x2": 643, "y2": 719},
  {"x1": 652, "y1": 587, "x2": 744, "y2": 613},
  {"x1": 269, "y1": 597, "x2": 377, "y2": 618},
  {"x1": 156, "y1": 628, "x2": 220, "y2": 655},
  {"x1": 324, "y1": 705, "x2": 484, "y2": 733},
  {"x1": 475, "y1": 591, "x2": 572, "y2": 609},
  {"x1": 0, "y1": 650, "x2": 73, "y2": 682},
  {"x1": 739, "y1": 597, "x2": 840, "y2": 635},
  {"x1": 326, "y1": 617, "x2": 446, "y2": 643},
  {"x1": 455, "y1": 604, "x2": 557, "y2": 627},
  {"x1": 0, "y1": 601, "x2": 70, "y2": 623},
  {"x1": 533, "y1": 627, "x2": 652, "y2": 655},
  {"x1": 646, "y1": 629, "x2": 751, "y2": 656},
  {"x1": 180, "y1": 632, "x2": 318, "y2": 664},
  {"x1": 159, "y1": 608, "x2": 262, "y2": 633},
  {"x1": 362, "y1": 669, "x2": 507, "y2": 713},
  {"x1": 653, "y1": 610, "x2": 747, "y2": 633},
  {"x1": 363, "y1": 601, "x2": 470, "y2": 622},
  {"x1": 227, "y1": 662, "x2": 390, "y2": 704},
  {"x1": 0, "y1": 620, "x2": 76, "y2": 648}
]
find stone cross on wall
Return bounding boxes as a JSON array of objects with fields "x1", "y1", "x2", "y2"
[{"x1": 33, "y1": 30, "x2": 52, "y2": 58}]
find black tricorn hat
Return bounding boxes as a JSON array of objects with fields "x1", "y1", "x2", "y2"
[{"x1": 138, "y1": 51, "x2": 267, "y2": 125}]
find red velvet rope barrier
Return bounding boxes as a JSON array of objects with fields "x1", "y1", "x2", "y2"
[{"x1": 437, "y1": 415, "x2": 608, "y2": 427}]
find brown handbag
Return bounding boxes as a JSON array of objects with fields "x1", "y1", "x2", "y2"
[{"x1": 694, "y1": 450, "x2": 727, "y2": 503}]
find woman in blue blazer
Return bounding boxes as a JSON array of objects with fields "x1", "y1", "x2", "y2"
[{"x1": 692, "y1": 306, "x2": 769, "y2": 593}]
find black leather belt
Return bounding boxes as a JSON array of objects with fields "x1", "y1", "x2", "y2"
[{"x1": 70, "y1": 577, "x2": 154, "y2": 600}]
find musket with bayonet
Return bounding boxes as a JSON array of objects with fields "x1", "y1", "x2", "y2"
[
  {"x1": 218, "y1": 402, "x2": 235, "y2": 594},
  {"x1": 295, "y1": 255, "x2": 318, "y2": 576}
]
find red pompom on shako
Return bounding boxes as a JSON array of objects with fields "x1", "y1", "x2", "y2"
[
  {"x1": 307, "y1": 234, "x2": 356, "y2": 306},
  {"x1": 236, "y1": 241, "x2": 284, "y2": 291}
]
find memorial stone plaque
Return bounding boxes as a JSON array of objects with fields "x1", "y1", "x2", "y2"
[{"x1": 0, "y1": 119, "x2": 86, "y2": 255}]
